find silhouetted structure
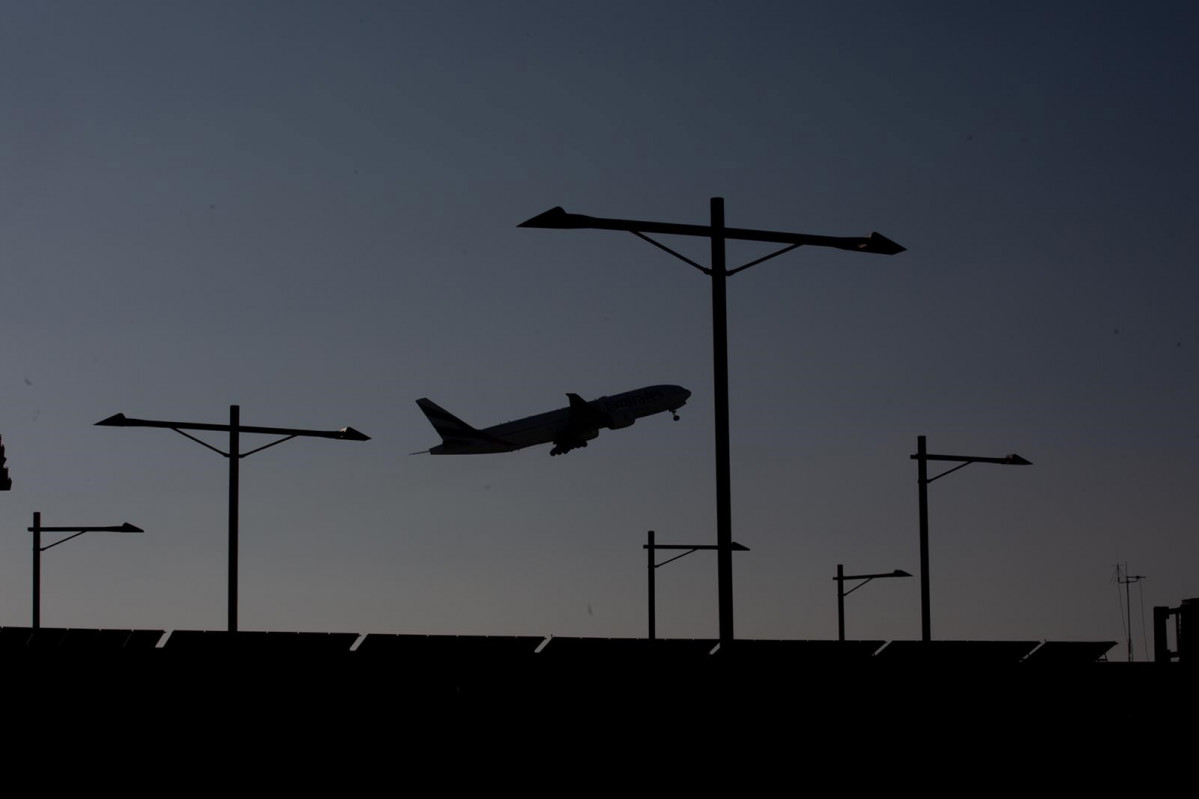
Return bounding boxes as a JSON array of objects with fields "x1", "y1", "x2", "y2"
[
  {"x1": 834, "y1": 564, "x2": 911, "y2": 641},
  {"x1": 96, "y1": 406, "x2": 368, "y2": 632},
  {"x1": 1, "y1": 626, "x2": 164, "y2": 651},
  {"x1": 26, "y1": 512, "x2": 143, "y2": 628},
  {"x1": 0, "y1": 434, "x2": 11, "y2": 490},
  {"x1": 644, "y1": 530, "x2": 749, "y2": 640},
  {"x1": 9, "y1": 625, "x2": 1165, "y2": 740},
  {"x1": 1116, "y1": 563, "x2": 1147, "y2": 661},
  {"x1": 911, "y1": 435, "x2": 1031, "y2": 641},
  {"x1": 1154, "y1": 597, "x2": 1196, "y2": 663},
  {"x1": 1021, "y1": 640, "x2": 1117, "y2": 665},
  {"x1": 521, "y1": 199, "x2": 904, "y2": 646}
]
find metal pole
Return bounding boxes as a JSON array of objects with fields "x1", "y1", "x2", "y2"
[
  {"x1": 647, "y1": 530, "x2": 656, "y2": 641},
  {"x1": 229, "y1": 404, "x2": 239, "y2": 633},
  {"x1": 837, "y1": 563, "x2": 845, "y2": 642},
  {"x1": 711, "y1": 197, "x2": 733, "y2": 647},
  {"x1": 32, "y1": 511, "x2": 41, "y2": 629},
  {"x1": 1125, "y1": 563, "x2": 1133, "y2": 662},
  {"x1": 917, "y1": 435, "x2": 930, "y2": 641}
]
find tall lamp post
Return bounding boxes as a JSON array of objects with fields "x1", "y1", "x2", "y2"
[
  {"x1": 834, "y1": 564, "x2": 910, "y2": 641},
  {"x1": 29, "y1": 511, "x2": 143, "y2": 629},
  {"x1": 911, "y1": 435, "x2": 1031, "y2": 641},
  {"x1": 644, "y1": 530, "x2": 749, "y2": 641},
  {"x1": 522, "y1": 199, "x2": 903, "y2": 646},
  {"x1": 96, "y1": 405, "x2": 369, "y2": 632}
]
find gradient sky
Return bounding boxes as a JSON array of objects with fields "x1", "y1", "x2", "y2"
[{"x1": 2, "y1": 1, "x2": 1195, "y2": 653}]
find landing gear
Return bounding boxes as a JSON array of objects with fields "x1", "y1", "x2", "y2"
[
  {"x1": 550, "y1": 439, "x2": 587, "y2": 456},
  {"x1": 671, "y1": 409, "x2": 681, "y2": 421}
]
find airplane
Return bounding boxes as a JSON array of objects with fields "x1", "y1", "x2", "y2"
[{"x1": 414, "y1": 384, "x2": 691, "y2": 456}]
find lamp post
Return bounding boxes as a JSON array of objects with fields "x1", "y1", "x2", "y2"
[
  {"x1": 833, "y1": 564, "x2": 910, "y2": 641},
  {"x1": 29, "y1": 511, "x2": 143, "y2": 629},
  {"x1": 523, "y1": 200, "x2": 903, "y2": 646},
  {"x1": 644, "y1": 530, "x2": 749, "y2": 641},
  {"x1": 96, "y1": 405, "x2": 368, "y2": 632},
  {"x1": 911, "y1": 435, "x2": 1031, "y2": 641}
]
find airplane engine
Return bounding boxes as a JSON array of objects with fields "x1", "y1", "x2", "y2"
[
  {"x1": 607, "y1": 414, "x2": 636, "y2": 430},
  {"x1": 550, "y1": 428, "x2": 599, "y2": 456}
]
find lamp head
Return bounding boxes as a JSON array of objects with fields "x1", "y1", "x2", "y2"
[
  {"x1": 118, "y1": 523, "x2": 144, "y2": 533},
  {"x1": 857, "y1": 232, "x2": 906, "y2": 255},
  {"x1": 95, "y1": 413, "x2": 130, "y2": 427},
  {"x1": 337, "y1": 426, "x2": 371, "y2": 442},
  {"x1": 1005, "y1": 454, "x2": 1032, "y2": 465},
  {"x1": 518, "y1": 207, "x2": 589, "y2": 229}
]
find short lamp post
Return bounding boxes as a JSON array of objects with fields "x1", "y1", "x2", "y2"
[
  {"x1": 524, "y1": 200, "x2": 903, "y2": 647},
  {"x1": 644, "y1": 529, "x2": 749, "y2": 641},
  {"x1": 29, "y1": 511, "x2": 143, "y2": 629},
  {"x1": 834, "y1": 564, "x2": 911, "y2": 641},
  {"x1": 912, "y1": 435, "x2": 1031, "y2": 641},
  {"x1": 96, "y1": 405, "x2": 368, "y2": 632}
]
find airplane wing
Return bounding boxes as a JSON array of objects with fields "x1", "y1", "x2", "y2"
[
  {"x1": 565, "y1": 393, "x2": 612, "y2": 429},
  {"x1": 547, "y1": 393, "x2": 611, "y2": 456}
]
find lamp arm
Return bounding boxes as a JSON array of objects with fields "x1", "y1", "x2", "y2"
[
  {"x1": 727, "y1": 243, "x2": 803, "y2": 277},
  {"x1": 629, "y1": 231, "x2": 711, "y2": 275},
  {"x1": 842, "y1": 576, "x2": 876, "y2": 597},
  {"x1": 40, "y1": 530, "x2": 91, "y2": 551},
  {"x1": 239, "y1": 435, "x2": 298, "y2": 459},
  {"x1": 926, "y1": 460, "x2": 973, "y2": 484},
  {"x1": 172, "y1": 427, "x2": 230, "y2": 457},
  {"x1": 655, "y1": 548, "x2": 699, "y2": 569}
]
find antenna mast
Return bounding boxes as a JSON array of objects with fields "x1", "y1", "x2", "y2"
[{"x1": 1116, "y1": 563, "x2": 1147, "y2": 662}]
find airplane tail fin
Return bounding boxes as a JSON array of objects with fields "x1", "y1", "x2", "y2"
[{"x1": 416, "y1": 398, "x2": 478, "y2": 442}]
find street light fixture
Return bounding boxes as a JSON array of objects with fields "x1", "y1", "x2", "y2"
[
  {"x1": 911, "y1": 434, "x2": 1031, "y2": 641},
  {"x1": 28, "y1": 511, "x2": 143, "y2": 629},
  {"x1": 96, "y1": 405, "x2": 369, "y2": 632},
  {"x1": 523, "y1": 199, "x2": 903, "y2": 647},
  {"x1": 833, "y1": 564, "x2": 911, "y2": 642},
  {"x1": 644, "y1": 530, "x2": 749, "y2": 641}
]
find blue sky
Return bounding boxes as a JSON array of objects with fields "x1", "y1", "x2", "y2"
[{"x1": 1, "y1": 1, "x2": 1195, "y2": 652}]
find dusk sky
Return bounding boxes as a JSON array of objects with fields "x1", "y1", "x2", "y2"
[{"x1": 2, "y1": 1, "x2": 1195, "y2": 654}]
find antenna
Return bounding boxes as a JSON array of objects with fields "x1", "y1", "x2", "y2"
[{"x1": 1116, "y1": 563, "x2": 1147, "y2": 662}]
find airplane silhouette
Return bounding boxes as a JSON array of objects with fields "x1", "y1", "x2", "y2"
[{"x1": 414, "y1": 385, "x2": 691, "y2": 456}]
